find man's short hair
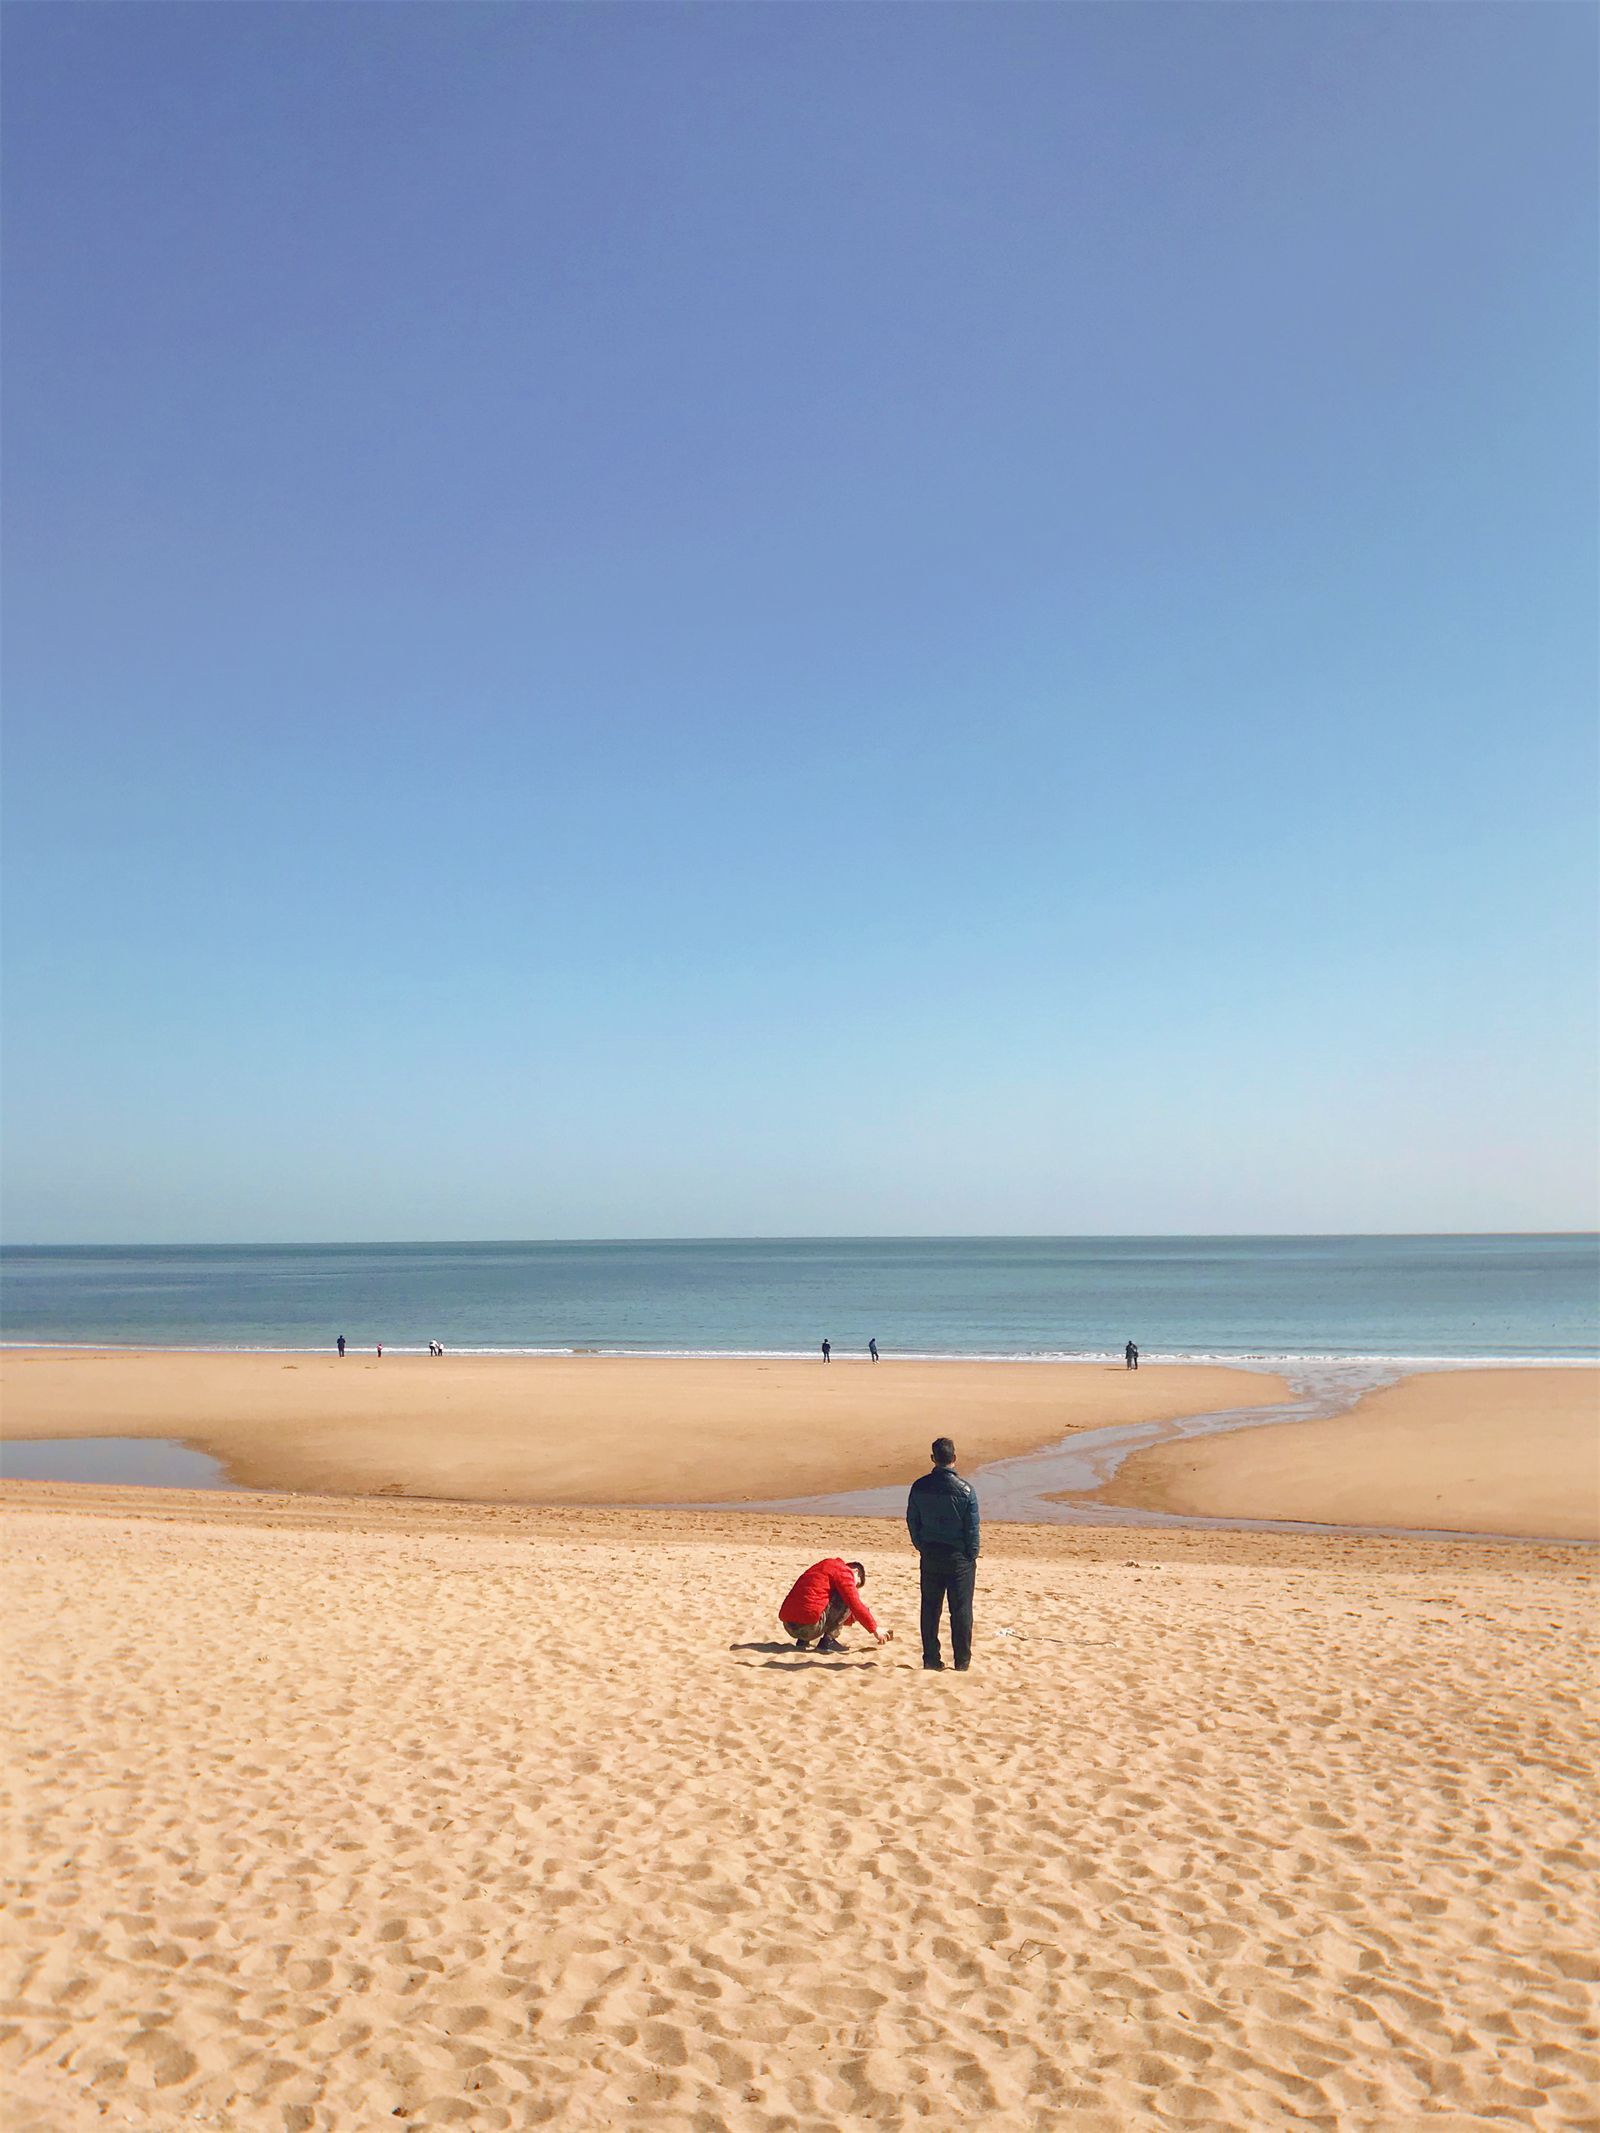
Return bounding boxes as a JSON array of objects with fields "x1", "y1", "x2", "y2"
[
  {"x1": 846, "y1": 1560, "x2": 867, "y2": 1587},
  {"x1": 931, "y1": 1437, "x2": 956, "y2": 1466}
]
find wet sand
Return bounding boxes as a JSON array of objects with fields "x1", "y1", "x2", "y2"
[
  {"x1": 1, "y1": 1482, "x2": 1594, "y2": 2132},
  {"x1": 0, "y1": 1350, "x2": 1286, "y2": 1503},
  {"x1": 1100, "y1": 1367, "x2": 1600, "y2": 1541}
]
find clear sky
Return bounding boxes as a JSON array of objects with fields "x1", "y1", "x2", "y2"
[{"x1": 3, "y1": 3, "x2": 1595, "y2": 1244}]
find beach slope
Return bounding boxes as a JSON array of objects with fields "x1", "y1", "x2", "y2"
[{"x1": 0, "y1": 1492, "x2": 1593, "y2": 2131}]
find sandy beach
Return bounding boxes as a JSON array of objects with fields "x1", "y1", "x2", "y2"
[
  {"x1": 3, "y1": 1358, "x2": 1597, "y2": 2128},
  {"x1": 1, "y1": 1483, "x2": 1595, "y2": 2132},
  {"x1": 1100, "y1": 1368, "x2": 1600, "y2": 1542},
  {"x1": 0, "y1": 1350, "x2": 1288, "y2": 1503}
]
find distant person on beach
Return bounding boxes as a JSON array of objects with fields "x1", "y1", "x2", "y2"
[
  {"x1": 869, "y1": 1338, "x2": 879, "y2": 1363},
  {"x1": 821, "y1": 1340, "x2": 831, "y2": 1363},
  {"x1": 376, "y1": 1343, "x2": 383, "y2": 1358},
  {"x1": 336, "y1": 1335, "x2": 346, "y2": 1358},
  {"x1": 906, "y1": 1437, "x2": 979, "y2": 1672},
  {"x1": 778, "y1": 1558, "x2": 892, "y2": 1653},
  {"x1": 1125, "y1": 1341, "x2": 1139, "y2": 1370},
  {"x1": 428, "y1": 1340, "x2": 443, "y2": 1357}
]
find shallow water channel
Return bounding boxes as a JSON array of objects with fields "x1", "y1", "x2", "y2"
[{"x1": 724, "y1": 1361, "x2": 1571, "y2": 1543}]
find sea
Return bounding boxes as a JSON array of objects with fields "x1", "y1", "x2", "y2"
[{"x1": 2, "y1": 1235, "x2": 1595, "y2": 1364}]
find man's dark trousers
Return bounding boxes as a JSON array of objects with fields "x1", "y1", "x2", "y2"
[{"x1": 919, "y1": 1543, "x2": 976, "y2": 1669}]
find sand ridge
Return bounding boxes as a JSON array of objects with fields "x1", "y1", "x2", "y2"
[
  {"x1": 1101, "y1": 1367, "x2": 1600, "y2": 1541},
  {"x1": 2, "y1": 1496, "x2": 1595, "y2": 2131},
  {"x1": 0, "y1": 1351, "x2": 1288, "y2": 1503}
]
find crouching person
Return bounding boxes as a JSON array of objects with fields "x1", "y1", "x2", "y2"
[{"x1": 778, "y1": 1558, "x2": 893, "y2": 1654}]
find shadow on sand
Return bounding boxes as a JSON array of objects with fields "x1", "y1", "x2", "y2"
[{"x1": 728, "y1": 1639, "x2": 877, "y2": 1670}]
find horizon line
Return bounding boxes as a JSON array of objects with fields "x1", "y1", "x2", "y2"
[{"x1": 3, "y1": 1230, "x2": 1597, "y2": 1251}]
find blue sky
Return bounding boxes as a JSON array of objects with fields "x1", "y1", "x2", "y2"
[{"x1": 3, "y1": 3, "x2": 1595, "y2": 1242}]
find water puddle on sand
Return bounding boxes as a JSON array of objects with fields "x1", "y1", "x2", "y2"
[{"x1": 0, "y1": 1436, "x2": 235, "y2": 1490}]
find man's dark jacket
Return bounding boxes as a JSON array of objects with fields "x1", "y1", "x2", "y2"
[{"x1": 906, "y1": 1467, "x2": 980, "y2": 1557}]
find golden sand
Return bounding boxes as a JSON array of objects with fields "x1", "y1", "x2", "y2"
[
  {"x1": 0, "y1": 1350, "x2": 1287, "y2": 1502},
  {"x1": 1100, "y1": 1367, "x2": 1600, "y2": 1541},
  {"x1": 1, "y1": 1485, "x2": 1594, "y2": 2131}
]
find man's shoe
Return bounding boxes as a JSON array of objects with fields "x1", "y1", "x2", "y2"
[
  {"x1": 817, "y1": 1635, "x2": 845, "y2": 1654},
  {"x1": 954, "y1": 1662, "x2": 971, "y2": 1671},
  {"x1": 923, "y1": 1659, "x2": 946, "y2": 1671}
]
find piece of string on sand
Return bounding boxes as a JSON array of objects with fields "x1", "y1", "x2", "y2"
[{"x1": 990, "y1": 1627, "x2": 1115, "y2": 1648}]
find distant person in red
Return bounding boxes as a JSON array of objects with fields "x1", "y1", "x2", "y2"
[{"x1": 778, "y1": 1558, "x2": 893, "y2": 1653}]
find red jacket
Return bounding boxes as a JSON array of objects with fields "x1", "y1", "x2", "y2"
[{"x1": 779, "y1": 1558, "x2": 878, "y2": 1635}]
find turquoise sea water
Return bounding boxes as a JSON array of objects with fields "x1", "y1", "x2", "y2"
[{"x1": 1, "y1": 1236, "x2": 1595, "y2": 1362}]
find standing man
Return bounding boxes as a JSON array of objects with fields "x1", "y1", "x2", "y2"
[
  {"x1": 868, "y1": 1338, "x2": 879, "y2": 1363},
  {"x1": 906, "y1": 1437, "x2": 979, "y2": 1672},
  {"x1": 821, "y1": 1339, "x2": 831, "y2": 1363},
  {"x1": 336, "y1": 1334, "x2": 346, "y2": 1358},
  {"x1": 1125, "y1": 1340, "x2": 1139, "y2": 1370}
]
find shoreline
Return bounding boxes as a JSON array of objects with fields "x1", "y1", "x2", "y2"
[{"x1": 4, "y1": 1339, "x2": 1595, "y2": 1365}]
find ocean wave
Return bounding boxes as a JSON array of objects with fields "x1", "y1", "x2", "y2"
[{"x1": 1, "y1": 1341, "x2": 1594, "y2": 1368}]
